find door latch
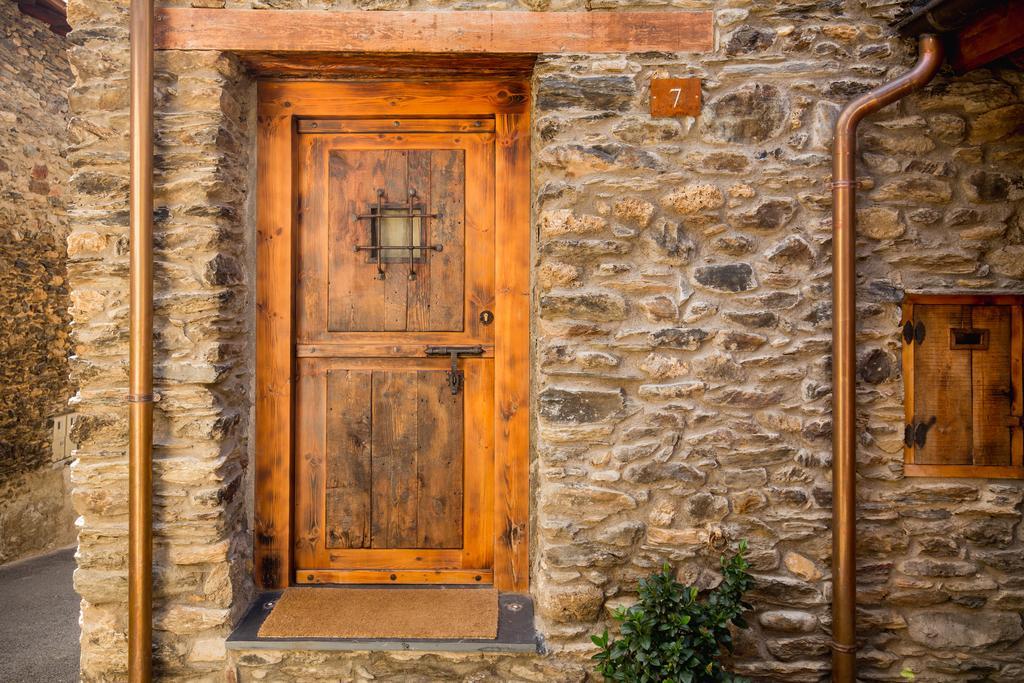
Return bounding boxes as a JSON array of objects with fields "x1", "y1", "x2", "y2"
[{"x1": 425, "y1": 345, "x2": 485, "y2": 395}]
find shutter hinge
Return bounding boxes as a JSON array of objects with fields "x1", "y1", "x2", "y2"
[
  {"x1": 904, "y1": 417, "x2": 937, "y2": 448},
  {"x1": 902, "y1": 320, "x2": 926, "y2": 345}
]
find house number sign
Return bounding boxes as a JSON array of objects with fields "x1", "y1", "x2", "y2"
[{"x1": 649, "y1": 77, "x2": 702, "y2": 118}]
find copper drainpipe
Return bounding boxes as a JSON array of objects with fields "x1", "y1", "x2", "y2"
[
  {"x1": 128, "y1": 0, "x2": 154, "y2": 679},
  {"x1": 830, "y1": 34, "x2": 943, "y2": 682}
]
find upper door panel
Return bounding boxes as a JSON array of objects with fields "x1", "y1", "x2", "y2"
[{"x1": 296, "y1": 131, "x2": 495, "y2": 345}]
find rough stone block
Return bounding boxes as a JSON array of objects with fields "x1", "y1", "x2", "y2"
[
  {"x1": 693, "y1": 263, "x2": 756, "y2": 292},
  {"x1": 906, "y1": 610, "x2": 1023, "y2": 649}
]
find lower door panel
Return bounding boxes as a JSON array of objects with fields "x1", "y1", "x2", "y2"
[{"x1": 293, "y1": 356, "x2": 494, "y2": 584}]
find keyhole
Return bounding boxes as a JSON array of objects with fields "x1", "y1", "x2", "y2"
[{"x1": 480, "y1": 310, "x2": 494, "y2": 325}]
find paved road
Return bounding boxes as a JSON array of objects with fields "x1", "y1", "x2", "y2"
[{"x1": 0, "y1": 546, "x2": 79, "y2": 682}]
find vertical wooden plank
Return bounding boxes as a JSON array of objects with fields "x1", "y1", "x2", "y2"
[
  {"x1": 255, "y1": 93, "x2": 294, "y2": 589},
  {"x1": 327, "y1": 150, "x2": 408, "y2": 332},
  {"x1": 383, "y1": 151, "x2": 411, "y2": 331},
  {"x1": 902, "y1": 302, "x2": 915, "y2": 468},
  {"x1": 407, "y1": 149, "x2": 467, "y2": 332},
  {"x1": 465, "y1": 136, "x2": 496, "y2": 342},
  {"x1": 1012, "y1": 304, "x2": 1023, "y2": 468},
  {"x1": 461, "y1": 359, "x2": 495, "y2": 570},
  {"x1": 914, "y1": 304, "x2": 973, "y2": 465},
  {"x1": 461, "y1": 135, "x2": 495, "y2": 570},
  {"x1": 371, "y1": 371, "x2": 419, "y2": 548},
  {"x1": 493, "y1": 100, "x2": 531, "y2": 592},
  {"x1": 971, "y1": 306, "x2": 1014, "y2": 465},
  {"x1": 295, "y1": 136, "x2": 324, "y2": 343},
  {"x1": 327, "y1": 150, "x2": 383, "y2": 332},
  {"x1": 293, "y1": 361, "x2": 325, "y2": 567},
  {"x1": 325, "y1": 370, "x2": 373, "y2": 548},
  {"x1": 406, "y1": 150, "x2": 433, "y2": 332},
  {"x1": 432, "y1": 149, "x2": 466, "y2": 330},
  {"x1": 424, "y1": 150, "x2": 465, "y2": 331},
  {"x1": 415, "y1": 370, "x2": 463, "y2": 548}
]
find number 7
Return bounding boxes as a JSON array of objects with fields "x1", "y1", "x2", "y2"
[{"x1": 670, "y1": 87, "x2": 683, "y2": 108}]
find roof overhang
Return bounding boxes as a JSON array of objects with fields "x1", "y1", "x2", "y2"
[
  {"x1": 897, "y1": 0, "x2": 1024, "y2": 72},
  {"x1": 17, "y1": 0, "x2": 69, "y2": 36}
]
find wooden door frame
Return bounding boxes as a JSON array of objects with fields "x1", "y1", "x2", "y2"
[{"x1": 255, "y1": 80, "x2": 531, "y2": 592}]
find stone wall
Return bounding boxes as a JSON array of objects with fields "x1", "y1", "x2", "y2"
[
  {"x1": 66, "y1": 0, "x2": 257, "y2": 672},
  {"x1": 67, "y1": 0, "x2": 1024, "y2": 681},
  {"x1": 531, "y1": 22, "x2": 1024, "y2": 682},
  {"x1": 0, "y1": 2, "x2": 76, "y2": 563}
]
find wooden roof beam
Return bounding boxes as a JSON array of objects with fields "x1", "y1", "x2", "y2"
[
  {"x1": 950, "y1": 0, "x2": 1024, "y2": 73},
  {"x1": 154, "y1": 8, "x2": 713, "y2": 54},
  {"x1": 17, "y1": 0, "x2": 70, "y2": 36}
]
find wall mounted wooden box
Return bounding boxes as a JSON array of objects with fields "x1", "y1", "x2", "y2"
[{"x1": 902, "y1": 294, "x2": 1024, "y2": 478}]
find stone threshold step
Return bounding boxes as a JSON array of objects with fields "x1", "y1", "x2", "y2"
[{"x1": 227, "y1": 589, "x2": 540, "y2": 654}]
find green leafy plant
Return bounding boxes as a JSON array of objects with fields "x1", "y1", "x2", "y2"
[{"x1": 591, "y1": 541, "x2": 753, "y2": 683}]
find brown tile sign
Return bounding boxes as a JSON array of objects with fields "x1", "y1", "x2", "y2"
[{"x1": 650, "y1": 78, "x2": 701, "y2": 118}]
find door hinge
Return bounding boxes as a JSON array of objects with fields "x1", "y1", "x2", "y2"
[
  {"x1": 904, "y1": 417, "x2": 936, "y2": 448},
  {"x1": 425, "y1": 345, "x2": 485, "y2": 395},
  {"x1": 902, "y1": 320, "x2": 926, "y2": 345}
]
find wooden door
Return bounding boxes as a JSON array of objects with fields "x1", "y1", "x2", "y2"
[
  {"x1": 256, "y1": 81, "x2": 530, "y2": 592},
  {"x1": 293, "y1": 124, "x2": 496, "y2": 584}
]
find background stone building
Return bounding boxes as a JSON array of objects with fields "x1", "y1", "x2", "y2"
[
  {"x1": 58, "y1": 0, "x2": 1024, "y2": 681},
  {"x1": 0, "y1": 0, "x2": 76, "y2": 564}
]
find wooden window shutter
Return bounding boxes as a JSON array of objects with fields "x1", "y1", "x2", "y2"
[{"x1": 902, "y1": 294, "x2": 1024, "y2": 478}]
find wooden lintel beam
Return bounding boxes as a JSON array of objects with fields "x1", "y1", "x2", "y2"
[
  {"x1": 154, "y1": 8, "x2": 713, "y2": 54},
  {"x1": 951, "y1": 0, "x2": 1024, "y2": 73}
]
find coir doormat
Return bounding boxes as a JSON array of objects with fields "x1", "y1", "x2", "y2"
[{"x1": 258, "y1": 587, "x2": 499, "y2": 640}]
